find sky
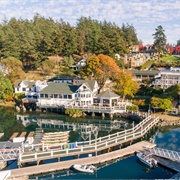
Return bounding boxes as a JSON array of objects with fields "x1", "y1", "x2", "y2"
[{"x1": 0, "y1": 0, "x2": 179, "y2": 45}]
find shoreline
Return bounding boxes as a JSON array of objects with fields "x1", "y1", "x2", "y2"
[{"x1": 0, "y1": 101, "x2": 15, "y2": 108}]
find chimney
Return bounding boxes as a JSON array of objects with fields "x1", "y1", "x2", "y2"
[
  {"x1": 88, "y1": 75, "x2": 92, "y2": 80},
  {"x1": 72, "y1": 79, "x2": 76, "y2": 85}
]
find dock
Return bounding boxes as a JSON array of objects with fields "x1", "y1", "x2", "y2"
[
  {"x1": 9, "y1": 132, "x2": 19, "y2": 141},
  {"x1": 19, "y1": 132, "x2": 26, "y2": 138},
  {"x1": 8, "y1": 141, "x2": 155, "y2": 179},
  {"x1": 26, "y1": 131, "x2": 34, "y2": 144},
  {"x1": 13, "y1": 132, "x2": 26, "y2": 143},
  {"x1": 153, "y1": 155, "x2": 180, "y2": 172}
]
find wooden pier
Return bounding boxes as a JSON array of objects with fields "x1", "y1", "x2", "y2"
[{"x1": 7, "y1": 141, "x2": 155, "y2": 180}]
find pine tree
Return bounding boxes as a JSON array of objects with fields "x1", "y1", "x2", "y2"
[{"x1": 152, "y1": 25, "x2": 167, "y2": 61}]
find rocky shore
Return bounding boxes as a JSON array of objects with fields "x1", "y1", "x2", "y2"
[{"x1": 156, "y1": 112, "x2": 180, "y2": 126}]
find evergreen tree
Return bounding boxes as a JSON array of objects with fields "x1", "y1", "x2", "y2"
[{"x1": 152, "y1": 25, "x2": 167, "y2": 61}]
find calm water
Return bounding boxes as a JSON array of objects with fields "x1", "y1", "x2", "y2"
[
  {"x1": 0, "y1": 108, "x2": 179, "y2": 179},
  {"x1": 29, "y1": 127, "x2": 179, "y2": 179}
]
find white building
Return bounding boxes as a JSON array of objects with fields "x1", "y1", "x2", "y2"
[
  {"x1": 153, "y1": 67, "x2": 180, "y2": 88},
  {"x1": 14, "y1": 80, "x2": 48, "y2": 102},
  {"x1": 71, "y1": 58, "x2": 87, "y2": 70},
  {"x1": 38, "y1": 80, "x2": 99, "y2": 106}
]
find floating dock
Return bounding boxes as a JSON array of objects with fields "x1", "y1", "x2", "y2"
[
  {"x1": 7, "y1": 141, "x2": 155, "y2": 179},
  {"x1": 9, "y1": 132, "x2": 19, "y2": 141},
  {"x1": 13, "y1": 132, "x2": 26, "y2": 143}
]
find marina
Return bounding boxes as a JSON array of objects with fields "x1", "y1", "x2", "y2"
[
  {"x1": 7, "y1": 141, "x2": 156, "y2": 179},
  {"x1": 0, "y1": 111, "x2": 180, "y2": 179}
]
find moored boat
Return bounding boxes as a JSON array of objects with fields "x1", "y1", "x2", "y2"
[
  {"x1": 136, "y1": 152, "x2": 157, "y2": 168},
  {"x1": 72, "y1": 164, "x2": 96, "y2": 173}
]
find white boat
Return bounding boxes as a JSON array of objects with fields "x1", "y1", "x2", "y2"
[
  {"x1": 136, "y1": 152, "x2": 157, "y2": 168},
  {"x1": 72, "y1": 164, "x2": 96, "y2": 173}
]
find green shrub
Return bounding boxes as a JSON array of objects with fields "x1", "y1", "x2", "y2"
[
  {"x1": 65, "y1": 109, "x2": 83, "y2": 117},
  {"x1": 126, "y1": 105, "x2": 138, "y2": 111}
]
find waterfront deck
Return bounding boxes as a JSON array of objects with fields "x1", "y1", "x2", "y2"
[{"x1": 8, "y1": 141, "x2": 155, "y2": 179}]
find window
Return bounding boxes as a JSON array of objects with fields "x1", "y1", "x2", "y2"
[
  {"x1": 45, "y1": 94, "x2": 48, "y2": 98},
  {"x1": 59, "y1": 94, "x2": 62, "y2": 98},
  {"x1": 64, "y1": 95, "x2": 67, "y2": 99},
  {"x1": 81, "y1": 94, "x2": 85, "y2": 98},
  {"x1": 22, "y1": 88, "x2": 26, "y2": 91},
  {"x1": 54, "y1": 94, "x2": 58, "y2": 98},
  {"x1": 17, "y1": 88, "x2": 19, "y2": 91},
  {"x1": 40, "y1": 94, "x2": 44, "y2": 98},
  {"x1": 68, "y1": 95, "x2": 72, "y2": 99}
]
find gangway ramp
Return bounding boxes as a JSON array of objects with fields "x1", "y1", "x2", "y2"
[{"x1": 149, "y1": 147, "x2": 180, "y2": 162}]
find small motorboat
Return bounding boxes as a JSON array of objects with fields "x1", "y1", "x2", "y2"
[
  {"x1": 136, "y1": 152, "x2": 157, "y2": 168},
  {"x1": 72, "y1": 164, "x2": 96, "y2": 173}
]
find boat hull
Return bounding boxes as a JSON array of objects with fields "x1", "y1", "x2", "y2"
[
  {"x1": 72, "y1": 164, "x2": 95, "y2": 174},
  {"x1": 136, "y1": 152, "x2": 152, "y2": 168}
]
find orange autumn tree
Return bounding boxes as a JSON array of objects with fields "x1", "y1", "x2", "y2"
[
  {"x1": 81, "y1": 54, "x2": 120, "y2": 92},
  {"x1": 114, "y1": 69, "x2": 139, "y2": 100}
]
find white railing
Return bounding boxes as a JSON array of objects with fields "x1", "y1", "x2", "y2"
[
  {"x1": 0, "y1": 148, "x2": 22, "y2": 162},
  {"x1": 19, "y1": 116, "x2": 160, "y2": 162},
  {"x1": 24, "y1": 115, "x2": 155, "y2": 150},
  {"x1": 149, "y1": 147, "x2": 180, "y2": 162}
]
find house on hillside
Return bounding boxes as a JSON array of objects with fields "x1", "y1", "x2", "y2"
[
  {"x1": 38, "y1": 79, "x2": 132, "y2": 108},
  {"x1": 131, "y1": 69, "x2": 160, "y2": 82},
  {"x1": 71, "y1": 57, "x2": 88, "y2": 70},
  {"x1": 124, "y1": 53, "x2": 149, "y2": 68},
  {"x1": 152, "y1": 67, "x2": 180, "y2": 88},
  {"x1": 14, "y1": 80, "x2": 48, "y2": 102},
  {"x1": 38, "y1": 80, "x2": 99, "y2": 107},
  {"x1": 48, "y1": 75, "x2": 82, "y2": 83},
  {"x1": 129, "y1": 45, "x2": 139, "y2": 53}
]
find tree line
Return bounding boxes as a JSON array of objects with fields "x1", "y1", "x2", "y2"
[{"x1": 0, "y1": 14, "x2": 138, "y2": 69}]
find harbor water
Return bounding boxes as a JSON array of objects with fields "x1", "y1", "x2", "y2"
[
  {"x1": 28, "y1": 128, "x2": 179, "y2": 179},
  {"x1": 0, "y1": 107, "x2": 179, "y2": 179}
]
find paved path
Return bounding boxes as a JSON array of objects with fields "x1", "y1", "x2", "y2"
[
  {"x1": 8, "y1": 141, "x2": 155, "y2": 180},
  {"x1": 156, "y1": 113, "x2": 180, "y2": 121}
]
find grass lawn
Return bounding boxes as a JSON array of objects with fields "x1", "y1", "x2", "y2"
[
  {"x1": 160, "y1": 55, "x2": 180, "y2": 62},
  {"x1": 141, "y1": 60, "x2": 155, "y2": 69}
]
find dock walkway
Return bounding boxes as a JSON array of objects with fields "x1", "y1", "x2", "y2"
[
  {"x1": 18, "y1": 116, "x2": 159, "y2": 165},
  {"x1": 153, "y1": 155, "x2": 180, "y2": 172},
  {"x1": 8, "y1": 141, "x2": 155, "y2": 179}
]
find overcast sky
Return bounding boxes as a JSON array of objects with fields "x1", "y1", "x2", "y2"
[{"x1": 0, "y1": 0, "x2": 179, "y2": 45}]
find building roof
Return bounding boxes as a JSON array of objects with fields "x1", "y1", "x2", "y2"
[
  {"x1": 131, "y1": 69, "x2": 159, "y2": 76},
  {"x1": 77, "y1": 80, "x2": 96, "y2": 91},
  {"x1": 14, "y1": 80, "x2": 35, "y2": 88},
  {"x1": 40, "y1": 82, "x2": 80, "y2": 94},
  {"x1": 96, "y1": 89, "x2": 119, "y2": 98}
]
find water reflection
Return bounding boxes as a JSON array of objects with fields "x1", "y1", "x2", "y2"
[
  {"x1": 16, "y1": 114, "x2": 130, "y2": 141},
  {"x1": 155, "y1": 128, "x2": 180, "y2": 151}
]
